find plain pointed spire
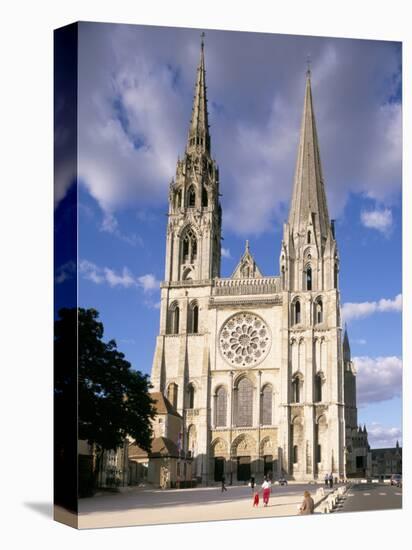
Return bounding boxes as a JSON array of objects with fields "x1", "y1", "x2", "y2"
[
  {"x1": 288, "y1": 68, "x2": 331, "y2": 241},
  {"x1": 187, "y1": 33, "x2": 210, "y2": 154},
  {"x1": 343, "y1": 325, "x2": 351, "y2": 362}
]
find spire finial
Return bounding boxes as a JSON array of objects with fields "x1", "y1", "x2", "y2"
[
  {"x1": 245, "y1": 239, "x2": 250, "y2": 253},
  {"x1": 306, "y1": 54, "x2": 311, "y2": 78},
  {"x1": 201, "y1": 31, "x2": 205, "y2": 50}
]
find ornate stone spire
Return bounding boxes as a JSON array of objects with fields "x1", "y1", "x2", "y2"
[
  {"x1": 288, "y1": 69, "x2": 330, "y2": 241},
  {"x1": 187, "y1": 33, "x2": 210, "y2": 154}
]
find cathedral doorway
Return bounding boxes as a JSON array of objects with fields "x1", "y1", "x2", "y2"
[
  {"x1": 237, "y1": 456, "x2": 251, "y2": 481},
  {"x1": 263, "y1": 455, "x2": 273, "y2": 479},
  {"x1": 214, "y1": 458, "x2": 225, "y2": 482}
]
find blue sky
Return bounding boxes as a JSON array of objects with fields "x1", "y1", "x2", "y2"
[{"x1": 55, "y1": 23, "x2": 402, "y2": 449}]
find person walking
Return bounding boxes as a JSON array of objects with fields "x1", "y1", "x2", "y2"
[
  {"x1": 250, "y1": 476, "x2": 255, "y2": 491},
  {"x1": 221, "y1": 475, "x2": 227, "y2": 492},
  {"x1": 262, "y1": 477, "x2": 271, "y2": 507},
  {"x1": 328, "y1": 472, "x2": 333, "y2": 489},
  {"x1": 324, "y1": 472, "x2": 329, "y2": 487},
  {"x1": 299, "y1": 490, "x2": 315, "y2": 515},
  {"x1": 253, "y1": 490, "x2": 260, "y2": 507}
]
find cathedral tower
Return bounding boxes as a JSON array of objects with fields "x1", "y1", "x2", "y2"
[
  {"x1": 151, "y1": 38, "x2": 221, "y2": 483},
  {"x1": 164, "y1": 36, "x2": 221, "y2": 284},
  {"x1": 279, "y1": 68, "x2": 345, "y2": 479}
]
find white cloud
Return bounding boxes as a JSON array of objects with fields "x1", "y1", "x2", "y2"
[
  {"x1": 100, "y1": 212, "x2": 143, "y2": 247},
  {"x1": 360, "y1": 208, "x2": 393, "y2": 234},
  {"x1": 354, "y1": 355, "x2": 402, "y2": 405},
  {"x1": 342, "y1": 293, "x2": 402, "y2": 322},
  {"x1": 79, "y1": 259, "x2": 160, "y2": 294},
  {"x1": 137, "y1": 274, "x2": 160, "y2": 293},
  {"x1": 221, "y1": 247, "x2": 232, "y2": 259},
  {"x1": 55, "y1": 261, "x2": 76, "y2": 284},
  {"x1": 71, "y1": 26, "x2": 401, "y2": 236},
  {"x1": 104, "y1": 267, "x2": 136, "y2": 288},
  {"x1": 352, "y1": 338, "x2": 367, "y2": 345},
  {"x1": 79, "y1": 260, "x2": 105, "y2": 284},
  {"x1": 366, "y1": 422, "x2": 402, "y2": 449}
]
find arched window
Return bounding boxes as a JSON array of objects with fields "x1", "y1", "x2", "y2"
[
  {"x1": 192, "y1": 305, "x2": 199, "y2": 333},
  {"x1": 215, "y1": 386, "x2": 227, "y2": 427},
  {"x1": 261, "y1": 384, "x2": 272, "y2": 425},
  {"x1": 293, "y1": 445, "x2": 298, "y2": 464},
  {"x1": 281, "y1": 265, "x2": 285, "y2": 290},
  {"x1": 306, "y1": 266, "x2": 312, "y2": 291},
  {"x1": 187, "y1": 185, "x2": 196, "y2": 207},
  {"x1": 187, "y1": 384, "x2": 195, "y2": 409},
  {"x1": 167, "y1": 303, "x2": 180, "y2": 334},
  {"x1": 307, "y1": 230, "x2": 311, "y2": 244},
  {"x1": 181, "y1": 227, "x2": 197, "y2": 264},
  {"x1": 167, "y1": 383, "x2": 178, "y2": 409},
  {"x1": 235, "y1": 377, "x2": 253, "y2": 427},
  {"x1": 171, "y1": 306, "x2": 180, "y2": 334},
  {"x1": 292, "y1": 375, "x2": 302, "y2": 403},
  {"x1": 334, "y1": 262, "x2": 338, "y2": 289},
  {"x1": 294, "y1": 300, "x2": 301, "y2": 324},
  {"x1": 202, "y1": 187, "x2": 208, "y2": 207},
  {"x1": 188, "y1": 302, "x2": 199, "y2": 334},
  {"x1": 314, "y1": 373, "x2": 323, "y2": 402},
  {"x1": 315, "y1": 298, "x2": 323, "y2": 324}
]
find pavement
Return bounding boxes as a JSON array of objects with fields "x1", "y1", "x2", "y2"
[
  {"x1": 333, "y1": 482, "x2": 402, "y2": 514},
  {"x1": 78, "y1": 483, "x2": 332, "y2": 529}
]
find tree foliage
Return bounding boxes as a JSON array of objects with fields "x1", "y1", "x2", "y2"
[{"x1": 55, "y1": 307, "x2": 155, "y2": 454}]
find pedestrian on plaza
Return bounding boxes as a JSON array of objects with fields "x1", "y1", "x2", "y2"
[
  {"x1": 262, "y1": 477, "x2": 271, "y2": 507},
  {"x1": 298, "y1": 490, "x2": 315, "y2": 515},
  {"x1": 324, "y1": 472, "x2": 329, "y2": 487},
  {"x1": 221, "y1": 475, "x2": 227, "y2": 492},
  {"x1": 328, "y1": 473, "x2": 333, "y2": 489},
  {"x1": 250, "y1": 476, "x2": 255, "y2": 491},
  {"x1": 253, "y1": 490, "x2": 260, "y2": 507}
]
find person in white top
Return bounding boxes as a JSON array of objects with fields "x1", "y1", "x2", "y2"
[{"x1": 262, "y1": 478, "x2": 271, "y2": 506}]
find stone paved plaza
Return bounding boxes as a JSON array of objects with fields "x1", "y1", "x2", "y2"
[{"x1": 78, "y1": 483, "x2": 328, "y2": 529}]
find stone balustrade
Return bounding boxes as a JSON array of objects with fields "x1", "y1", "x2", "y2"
[{"x1": 213, "y1": 277, "x2": 281, "y2": 296}]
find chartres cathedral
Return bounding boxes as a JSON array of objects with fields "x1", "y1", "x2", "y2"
[{"x1": 151, "y1": 38, "x2": 369, "y2": 483}]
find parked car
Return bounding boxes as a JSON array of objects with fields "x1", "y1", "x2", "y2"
[
  {"x1": 390, "y1": 474, "x2": 402, "y2": 487},
  {"x1": 278, "y1": 477, "x2": 288, "y2": 486}
]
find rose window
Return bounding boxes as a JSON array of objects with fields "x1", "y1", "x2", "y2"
[{"x1": 219, "y1": 312, "x2": 271, "y2": 367}]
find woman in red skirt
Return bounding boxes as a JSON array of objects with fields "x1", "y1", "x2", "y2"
[{"x1": 261, "y1": 478, "x2": 271, "y2": 507}]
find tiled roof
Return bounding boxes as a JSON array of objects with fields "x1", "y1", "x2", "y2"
[
  {"x1": 129, "y1": 437, "x2": 180, "y2": 459},
  {"x1": 150, "y1": 391, "x2": 181, "y2": 418},
  {"x1": 150, "y1": 437, "x2": 179, "y2": 458}
]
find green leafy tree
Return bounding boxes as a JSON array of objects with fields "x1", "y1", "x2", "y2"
[{"x1": 55, "y1": 307, "x2": 155, "y2": 494}]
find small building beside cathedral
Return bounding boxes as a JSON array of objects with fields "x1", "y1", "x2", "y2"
[{"x1": 150, "y1": 38, "x2": 369, "y2": 484}]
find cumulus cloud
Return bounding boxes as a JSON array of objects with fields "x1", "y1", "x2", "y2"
[
  {"x1": 342, "y1": 293, "x2": 402, "y2": 322},
  {"x1": 354, "y1": 355, "x2": 402, "y2": 405},
  {"x1": 366, "y1": 422, "x2": 402, "y2": 449},
  {"x1": 79, "y1": 259, "x2": 105, "y2": 284},
  {"x1": 55, "y1": 261, "x2": 76, "y2": 284},
  {"x1": 100, "y1": 212, "x2": 143, "y2": 247},
  {"x1": 104, "y1": 267, "x2": 136, "y2": 288},
  {"x1": 137, "y1": 274, "x2": 160, "y2": 293},
  {"x1": 361, "y1": 208, "x2": 393, "y2": 234},
  {"x1": 221, "y1": 247, "x2": 232, "y2": 259},
  {"x1": 70, "y1": 24, "x2": 401, "y2": 236},
  {"x1": 79, "y1": 259, "x2": 160, "y2": 293}
]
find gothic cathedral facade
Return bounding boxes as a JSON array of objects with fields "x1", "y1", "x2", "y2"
[{"x1": 151, "y1": 39, "x2": 368, "y2": 483}]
